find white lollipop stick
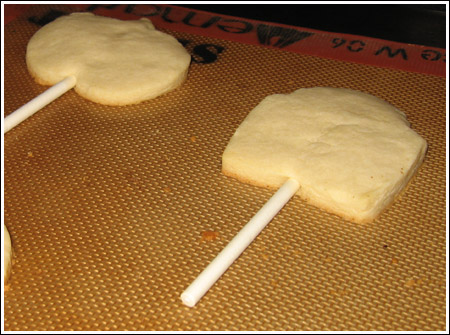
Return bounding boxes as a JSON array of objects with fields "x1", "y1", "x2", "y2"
[
  {"x1": 4, "y1": 76, "x2": 76, "y2": 133},
  {"x1": 181, "y1": 178, "x2": 300, "y2": 307}
]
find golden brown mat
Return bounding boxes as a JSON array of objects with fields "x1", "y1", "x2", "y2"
[{"x1": 3, "y1": 4, "x2": 446, "y2": 331}]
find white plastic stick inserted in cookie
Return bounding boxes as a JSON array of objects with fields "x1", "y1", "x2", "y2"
[
  {"x1": 180, "y1": 178, "x2": 300, "y2": 307},
  {"x1": 4, "y1": 76, "x2": 76, "y2": 133}
]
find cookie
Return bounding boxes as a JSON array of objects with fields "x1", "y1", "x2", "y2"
[
  {"x1": 26, "y1": 13, "x2": 191, "y2": 105},
  {"x1": 222, "y1": 87, "x2": 427, "y2": 223}
]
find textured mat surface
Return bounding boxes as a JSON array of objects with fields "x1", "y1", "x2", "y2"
[{"x1": 3, "y1": 4, "x2": 446, "y2": 331}]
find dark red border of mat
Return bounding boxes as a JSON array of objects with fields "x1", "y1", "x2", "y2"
[{"x1": 4, "y1": 3, "x2": 446, "y2": 77}]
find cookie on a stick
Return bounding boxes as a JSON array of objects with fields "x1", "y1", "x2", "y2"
[
  {"x1": 5, "y1": 12, "x2": 191, "y2": 132},
  {"x1": 181, "y1": 87, "x2": 427, "y2": 307},
  {"x1": 223, "y1": 87, "x2": 427, "y2": 223}
]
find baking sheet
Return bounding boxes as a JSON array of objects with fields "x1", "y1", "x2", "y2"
[{"x1": 3, "y1": 4, "x2": 446, "y2": 331}]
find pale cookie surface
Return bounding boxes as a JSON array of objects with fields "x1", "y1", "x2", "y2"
[
  {"x1": 26, "y1": 13, "x2": 191, "y2": 105},
  {"x1": 4, "y1": 224, "x2": 12, "y2": 285},
  {"x1": 222, "y1": 87, "x2": 427, "y2": 223}
]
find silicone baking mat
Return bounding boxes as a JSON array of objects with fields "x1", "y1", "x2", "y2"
[{"x1": 3, "y1": 4, "x2": 446, "y2": 331}]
